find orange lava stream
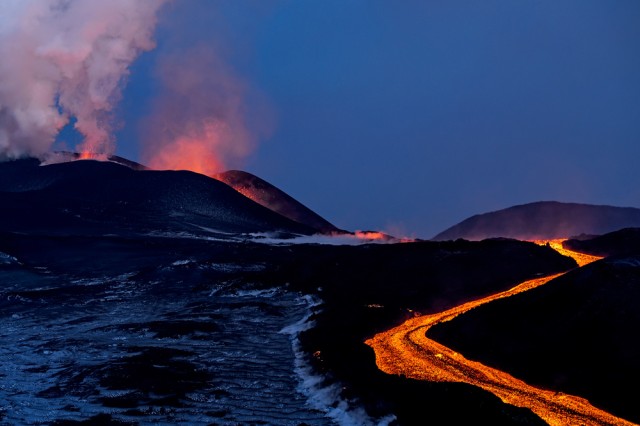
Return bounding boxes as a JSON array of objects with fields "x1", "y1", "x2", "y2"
[
  {"x1": 365, "y1": 242, "x2": 637, "y2": 425},
  {"x1": 531, "y1": 239, "x2": 602, "y2": 267}
]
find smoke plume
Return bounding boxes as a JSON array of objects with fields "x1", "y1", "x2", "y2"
[
  {"x1": 140, "y1": 45, "x2": 259, "y2": 176},
  {"x1": 0, "y1": 0, "x2": 166, "y2": 159}
]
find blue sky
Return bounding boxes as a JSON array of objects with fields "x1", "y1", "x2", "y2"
[{"x1": 109, "y1": 0, "x2": 640, "y2": 238}]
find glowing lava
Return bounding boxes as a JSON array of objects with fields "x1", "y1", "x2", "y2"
[
  {"x1": 365, "y1": 242, "x2": 637, "y2": 425},
  {"x1": 532, "y1": 239, "x2": 601, "y2": 267},
  {"x1": 76, "y1": 152, "x2": 109, "y2": 161}
]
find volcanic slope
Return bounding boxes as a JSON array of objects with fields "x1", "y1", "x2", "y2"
[
  {"x1": 215, "y1": 170, "x2": 342, "y2": 234},
  {"x1": 563, "y1": 227, "x2": 640, "y2": 257},
  {"x1": 0, "y1": 157, "x2": 317, "y2": 237},
  {"x1": 432, "y1": 201, "x2": 640, "y2": 241},
  {"x1": 428, "y1": 229, "x2": 640, "y2": 424}
]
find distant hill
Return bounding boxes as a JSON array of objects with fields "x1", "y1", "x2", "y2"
[
  {"x1": 214, "y1": 170, "x2": 342, "y2": 234},
  {"x1": 0, "y1": 157, "x2": 317, "y2": 237},
  {"x1": 432, "y1": 201, "x2": 640, "y2": 241}
]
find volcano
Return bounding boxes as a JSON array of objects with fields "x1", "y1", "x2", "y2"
[
  {"x1": 432, "y1": 201, "x2": 640, "y2": 241},
  {"x1": 0, "y1": 155, "x2": 329, "y2": 238},
  {"x1": 214, "y1": 169, "x2": 343, "y2": 234}
]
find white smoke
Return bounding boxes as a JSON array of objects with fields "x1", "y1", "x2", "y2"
[{"x1": 0, "y1": 0, "x2": 167, "y2": 159}]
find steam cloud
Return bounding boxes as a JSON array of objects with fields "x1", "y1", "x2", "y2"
[{"x1": 0, "y1": 0, "x2": 167, "y2": 159}]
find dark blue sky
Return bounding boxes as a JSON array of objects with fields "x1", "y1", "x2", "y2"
[{"x1": 113, "y1": 0, "x2": 640, "y2": 239}]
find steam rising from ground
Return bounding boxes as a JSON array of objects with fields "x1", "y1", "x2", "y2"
[
  {"x1": 0, "y1": 0, "x2": 166, "y2": 159},
  {"x1": 248, "y1": 231, "x2": 415, "y2": 245}
]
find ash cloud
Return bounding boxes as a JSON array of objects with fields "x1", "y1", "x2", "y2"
[
  {"x1": 138, "y1": 0, "x2": 275, "y2": 176},
  {"x1": 139, "y1": 45, "x2": 256, "y2": 176},
  {"x1": 0, "y1": 0, "x2": 167, "y2": 159}
]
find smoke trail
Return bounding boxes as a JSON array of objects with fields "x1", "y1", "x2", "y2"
[
  {"x1": 0, "y1": 0, "x2": 167, "y2": 159},
  {"x1": 140, "y1": 44, "x2": 260, "y2": 176}
]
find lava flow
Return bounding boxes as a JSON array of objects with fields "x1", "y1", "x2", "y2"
[
  {"x1": 531, "y1": 239, "x2": 600, "y2": 267},
  {"x1": 365, "y1": 241, "x2": 636, "y2": 426}
]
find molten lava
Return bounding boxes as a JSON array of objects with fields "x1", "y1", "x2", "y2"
[
  {"x1": 76, "y1": 152, "x2": 109, "y2": 161},
  {"x1": 365, "y1": 241, "x2": 636, "y2": 425},
  {"x1": 532, "y1": 239, "x2": 601, "y2": 267}
]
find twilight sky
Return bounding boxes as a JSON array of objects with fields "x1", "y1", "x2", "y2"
[{"x1": 69, "y1": 1, "x2": 640, "y2": 238}]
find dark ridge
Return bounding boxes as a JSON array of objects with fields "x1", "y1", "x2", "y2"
[
  {"x1": 428, "y1": 256, "x2": 640, "y2": 424},
  {"x1": 563, "y1": 227, "x2": 640, "y2": 257},
  {"x1": 432, "y1": 201, "x2": 640, "y2": 241},
  {"x1": 0, "y1": 157, "x2": 315, "y2": 237},
  {"x1": 215, "y1": 169, "x2": 342, "y2": 234}
]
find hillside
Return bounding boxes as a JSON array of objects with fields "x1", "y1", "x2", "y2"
[{"x1": 433, "y1": 201, "x2": 640, "y2": 241}]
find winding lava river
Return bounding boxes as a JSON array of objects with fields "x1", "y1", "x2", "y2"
[{"x1": 365, "y1": 240, "x2": 637, "y2": 426}]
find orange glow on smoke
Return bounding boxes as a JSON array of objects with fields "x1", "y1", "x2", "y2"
[
  {"x1": 145, "y1": 130, "x2": 225, "y2": 177},
  {"x1": 365, "y1": 242, "x2": 633, "y2": 425},
  {"x1": 140, "y1": 46, "x2": 262, "y2": 178},
  {"x1": 78, "y1": 151, "x2": 95, "y2": 160},
  {"x1": 353, "y1": 231, "x2": 415, "y2": 243},
  {"x1": 351, "y1": 231, "x2": 415, "y2": 243},
  {"x1": 77, "y1": 152, "x2": 108, "y2": 161},
  {"x1": 354, "y1": 231, "x2": 388, "y2": 240}
]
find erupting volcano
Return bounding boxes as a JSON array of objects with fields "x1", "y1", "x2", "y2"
[{"x1": 1, "y1": 1, "x2": 639, "y2": 424}]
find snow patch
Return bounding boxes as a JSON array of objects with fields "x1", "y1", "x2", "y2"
[
  {"x1": 225, "y1": 287, "x2": 283, "y2": 298},
  {"x1": 0, "y1": 252, "x2": 19, "y2": 265},
  {"x1": 281, "y1": 295, "x2": 397, "y2": 426},
  {"x1": 201, "y1": 263, "x2": 266, "y2": 273}
]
